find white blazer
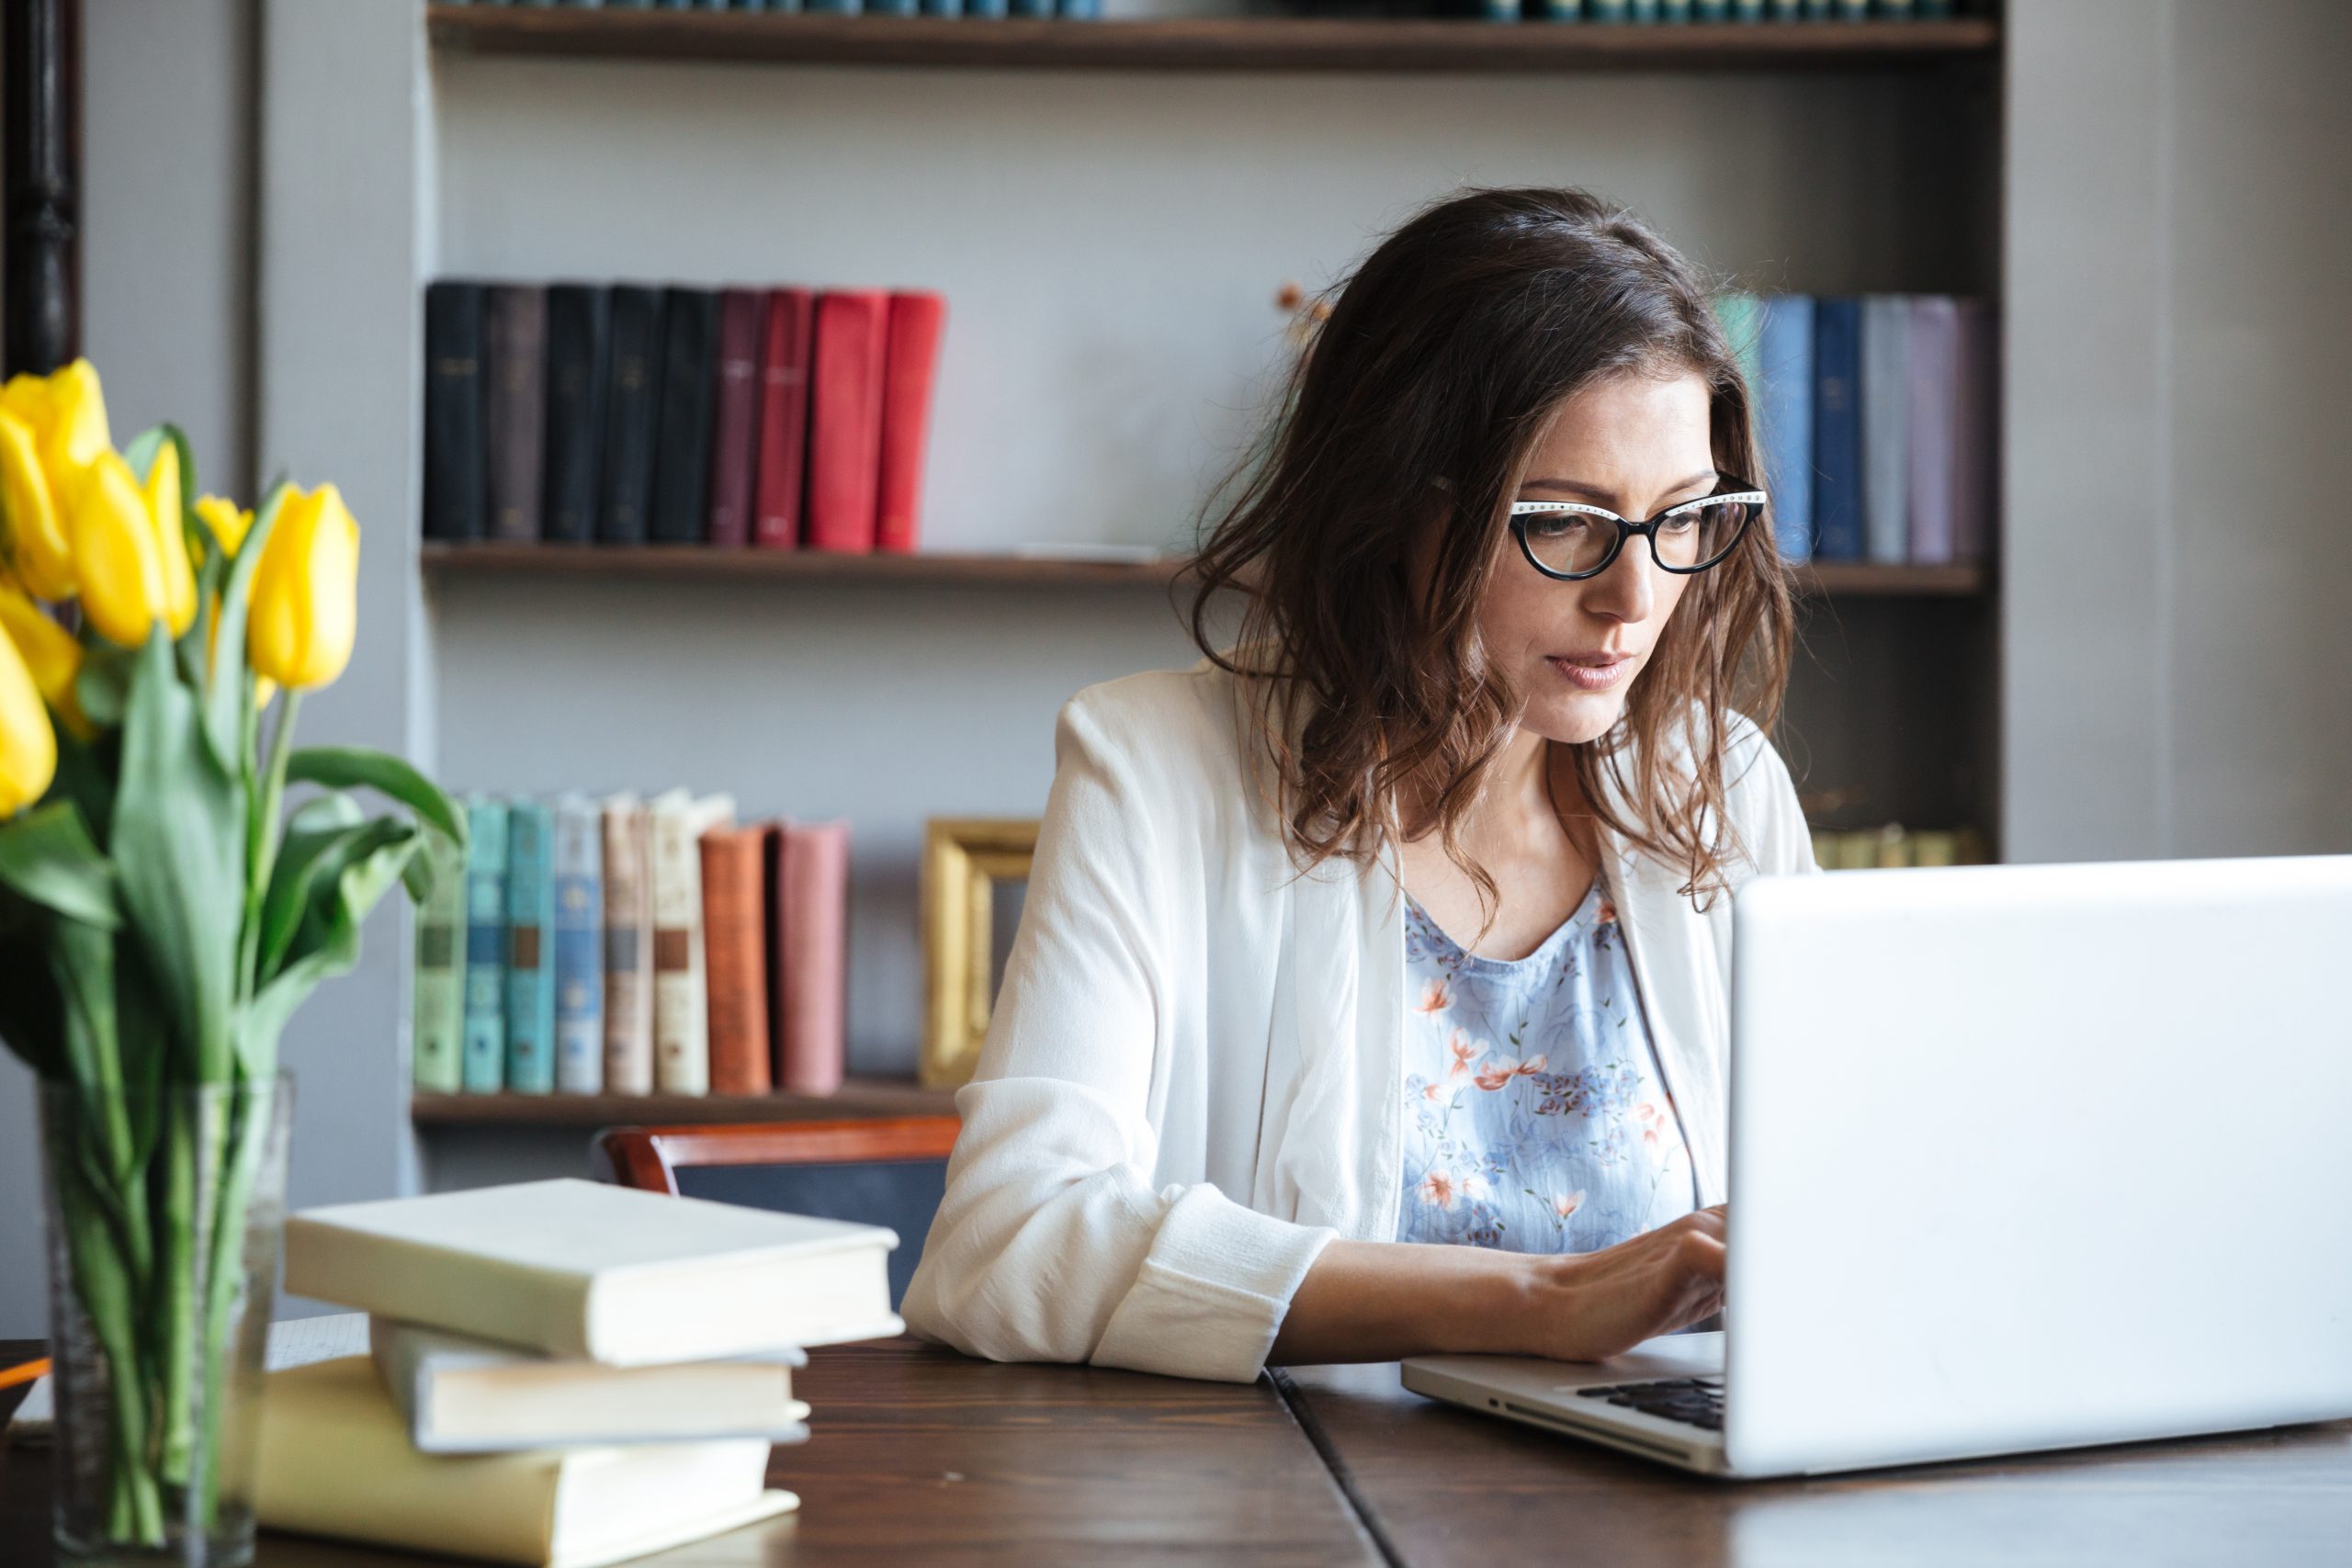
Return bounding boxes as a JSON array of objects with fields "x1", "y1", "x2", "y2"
[{"x1": 901, "y1": 652, "x2": 1819, "y2": 1382}]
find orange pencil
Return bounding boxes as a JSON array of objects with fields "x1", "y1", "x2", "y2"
[{"x1": 0, "y1": 1357, "x2": 50, "y2": 1392}]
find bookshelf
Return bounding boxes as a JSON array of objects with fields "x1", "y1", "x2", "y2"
[
  {"x1": 417, "y1": 545, "x2": 1986, "y2": 598},
  {"x1": 426, "y1": 7, "x2": 1999, "y2": 75},
  {"x1": 413, "y1": 1080, "x2": 957, "y2": 1129},
  {"x1": 397, "y1": 3, "x2": 2007, "y2": 1152}
]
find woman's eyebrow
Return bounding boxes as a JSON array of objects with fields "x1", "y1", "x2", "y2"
[{"x1": 1520, "y1": 470, "x2": 1720, "y2": 505}]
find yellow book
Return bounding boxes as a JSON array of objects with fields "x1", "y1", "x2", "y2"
[{"x1": 255, "y1": 1357, "x2": 797, "y2": 1568}]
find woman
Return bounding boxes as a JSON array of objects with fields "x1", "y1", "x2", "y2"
[{"x1": 901, "y1": 186, "x2": 1815, "y2": 1383}]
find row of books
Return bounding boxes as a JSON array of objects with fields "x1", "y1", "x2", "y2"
[
  {"x1": 1492, "y1": 0, "x2": 1967, "y2": 19},
  {"x1": 424, "y1": 280, "x2": 945, "y2": 555},
  {"x1": 1713, "y1": 292, "x2": 1996, "y2": 569},
  {"x1": 255, "y1": 1179, "x2": 899, "y2": 1565},
  {"x1": 1812, "y1": 823, "x2": 1987, "y2": 871},
  {"x1": 413, "y1": 792, "x2": 851, "y2": 1100},
  {"x1": 450, "y1": 0, "x2": 1102, "y2": 15}
]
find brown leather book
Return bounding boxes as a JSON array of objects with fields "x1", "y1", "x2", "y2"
[
  {"x1": 705, "y1": 288, "x2": 765, "y2": 547},
  {"x1": 699, "y1": 825, "x2": 773, "y2": 1097},
  {"x1": 599, "y1": 795, "x2": 655, "y2": 1096},
  {"x1": 766, "y1": 819, "x2": 850, "y2": 1097}
]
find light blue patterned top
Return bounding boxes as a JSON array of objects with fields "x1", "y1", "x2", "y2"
[{"x1": 1397, "y1": 878, "x2": 1700, "y2": 1253}]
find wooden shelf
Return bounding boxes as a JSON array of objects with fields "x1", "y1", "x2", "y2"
[
  {"x1": 420, "y1": 542, "x2": 1188, "y2": 587},
  {"x1": 425, "y1": 6, "x2": 1999, "y2": 75},
  {"x1": 413, "y1": 1078, "x2": 957, "y2": 1128},
  {"x1": 422, "y1": 543, "x2": 1984, "y2": 596}
]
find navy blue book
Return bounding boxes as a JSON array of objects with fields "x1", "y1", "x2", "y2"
[
  {"x1": 650, "y1": 287, "x2": 720, "y2": 546},
  {"x1": 460, "y1": 798, "x2": 509, "y2": 1094},
  {"x1": 598, "y1": 285, "x2": 665, "y2": 545},
  {"x1": 423, "y1": 281, "x2": 486, "y2": 543},
  {"x1": 541, "y1": 284, "x2": 608, "y2": 546},
  {"x1": 504, "y1": 799, "x2": 558, "y2": 1096},
  {"x1": 1811, "y1": 296, "x2": 1864, "y2": 562},
  {"x1": 1756, "y1": 294, "x2": 1816, "y2": 564}
]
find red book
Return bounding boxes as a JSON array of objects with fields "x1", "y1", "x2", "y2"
[
  {"x1": 804, "y1": 290, "x2": 889, "y2": 554},
  {"x1": 766, "y1": 819, "x2": 849, "y2": 1097},
  {"x1": 705, "y1": 288, "x2": 765, "y2": 547},
  {"x1": 875, "y1": 291, "x2": 946, "y2": 555},
  {"x1": 752, "y1": 288, "x2": 815, "y2": 549},
  {"x1": 698, "y1": 827, "x2": 772, "y2": 1097}
]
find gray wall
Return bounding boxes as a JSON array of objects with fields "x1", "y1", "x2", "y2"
[{"x1": 2002, "y1": 0, "x2": 2352, "y2": 863}]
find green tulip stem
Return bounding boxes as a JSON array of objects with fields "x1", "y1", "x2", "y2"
[
  {"x1": 191, "y1": 1085, "x2": 267, "y2": 1531},
  {"x1": 240, "y1": 689, "x2": 300, "y2": 998}
]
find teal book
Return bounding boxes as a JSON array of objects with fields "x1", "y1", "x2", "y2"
[
  {"x1": 1588, "y1": 0, "x2": 1628, "y2": 17},
  {"x1": 1711, "y1": 290, "x2": 1764, "y2": 398},
  {"x1": 460, "y1": 798, "x2": 509, "y2": 1093},
  {"x1": 551, "y1": 794, "x2": 605, "y2": 1095},
  {"x1": 505, "y1": 799, "x2": 558, "y2": 1096},
  {"x1": 411, "y1": 831, "x2": 467, "y2": 1096}
]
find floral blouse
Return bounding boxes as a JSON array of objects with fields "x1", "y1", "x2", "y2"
[{"x1": 1397, "y1": 878, "x2": 1699, "y2": 1253}]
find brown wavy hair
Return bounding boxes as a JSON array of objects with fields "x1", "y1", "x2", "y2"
[{"x1": 1181, "y1": 186, "x2": 1797, "y2": 929}]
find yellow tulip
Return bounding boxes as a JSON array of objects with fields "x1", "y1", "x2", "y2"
[
  {"x1": 72, "y1": 450, "x2": 195, "y2": 647},
  {"x1": 247, "y1": 483, "x2": 358, "y2": 691},
  {"x1": 41, "y1": 360, "x2": 111, "y2": 472},
  {"x1": 0, "y1": 404, "x2": 73, "y2": 601},
  {"x1": 195, "y1": 493, "x2": 253, "y2": 558},
  {"x1": 0, "y1": 610, "x2": 56, "y2": 815},
  {"x1": 141, "y1": 441, "x2": 197, "y2": 637},
  {"x1": 0, "y1": 581, "x2": 88, "y2": 739}
]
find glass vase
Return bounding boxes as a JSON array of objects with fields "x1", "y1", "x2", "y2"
[{"x1": 38, "y1": 1075, "x2": 294, "y2": 1568}]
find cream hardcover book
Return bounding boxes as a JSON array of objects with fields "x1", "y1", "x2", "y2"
[
  {"x1": 648, "y1": 789, "x2": 734, "y2": 1096},
  {"x1": 371, "y1": 1318, "x2": 810, "y2": 1452},
  {"x1": 281, "y1": 1178, "x2": 900, "y2": 1365},
  {"x1": 255, "y1": 1356, "x2": 796, "y2": 1568}
]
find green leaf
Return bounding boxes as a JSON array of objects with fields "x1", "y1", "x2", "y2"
[
  {"x1": 240, "y1": 828, "x2": 421, "y2": 1077},
  {"x1": 257, "y1": 809, "x2": 407, "y2": 983},
  {"x1": 284, "y1": 747, "x2": 467, "y2": 855},
  {"x1": 0, "y1": 901, "x2": 64, "y2": 1079},
  {"x1": 201, "y1": 480, "x2": 289, "y2": 776},
  {"x1": 75, "y1": 641, "x2": 137, "y2": 730},
  {"x1": 0, "y1": 800, "x2": 119, "y2": 930},
  {"x1": 111, "y1": 628, "x2": 246, "y2": 1082}
]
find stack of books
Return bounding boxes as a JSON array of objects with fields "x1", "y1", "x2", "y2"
[
  {"x1": 1712, "y1": 291, "x2": 1997, "y2": 569},
  {"x1": 1810, "y1": 822, "x2": 1987, "y2": 870},
  {"x1": 424, "y1": 280, "x2": 946, "y2": 556},
  {"x1": 440, "y1": 0, "x2": 1105, "y2": 18},
  {"x1": 413, "y1": 792, "x2": 850, "y2": 1100},
  {"x1": 259, "y1": 1179, "x2": 901, "y2": 1568}
]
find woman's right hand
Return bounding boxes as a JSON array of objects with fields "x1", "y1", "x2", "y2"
[{"x1": 1521, "y1": 1204, "x2": 1727, "y2": 1362}]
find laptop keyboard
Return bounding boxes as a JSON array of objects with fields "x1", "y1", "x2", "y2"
[{"x1": 1574, "y1": 1376, "x2": 1724, "y2": 1431}]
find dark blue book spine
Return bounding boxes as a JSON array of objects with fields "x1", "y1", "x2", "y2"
[
  {"x1": 598, "y1": 285, "x2": 665, "y2": 545},
  {"x1": 804, "y1": 0, "x2": 861, "y2": 14},
  {"x1": 1812, "y1": 296, "x2": 1863, "y2": 561},
  {"x1": 1056, "y1": 0, "x2": 1096, "y2": 15},
  {"x1": 423, "y1": 281, "x2": 486, "y2": 543},
  {"x1": 541, "y1": 284, "x2": 609, "y2": 545},
  {"x1": 1757, "y1": 294, "x2": 1816, "y2": 564},
  {"x1": 922, "y1": 0, "x2": 965, "y2": 14},
  {"x1": 649, "y1": 288, "x2": 720, "y2": 545},
  {"x1": 1007, "y1": 0, "x2": 1049, "y2": 16},
  {"x1": 869, "y1": 0, "x2": 918, "y2": 14},
  {"x1": 504, "y1": 799, "x2": 558, "y2": 1095},
  {"x1": 460, "y1": 798, "x2": 509, "y2": 1093}
]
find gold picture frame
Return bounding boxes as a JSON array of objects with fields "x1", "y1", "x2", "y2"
[{"x1": 921, "y1": 817, "x2": 1039, "y2": 1091}]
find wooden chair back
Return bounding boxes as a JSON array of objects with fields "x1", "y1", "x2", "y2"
[{"x1": 594, "y1": 1116, "x2": 962, "y2": 1309}]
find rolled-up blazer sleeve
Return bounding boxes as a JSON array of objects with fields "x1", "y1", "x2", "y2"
[{"x1": 900, "y1": 687, "x2": 1336, "y2": 1382}]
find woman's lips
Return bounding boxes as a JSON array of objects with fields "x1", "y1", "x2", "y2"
[{"x1": 1546, "y1": 653, "x2": 1633, "y2": 692}]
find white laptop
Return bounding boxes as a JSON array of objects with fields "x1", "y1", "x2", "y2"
[{"x1": 1403, "y1": 854, "x2": 2352, "y2": 1478}]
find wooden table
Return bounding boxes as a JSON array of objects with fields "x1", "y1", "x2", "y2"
[
  {"x1": 1274, "y1": 1360, "x2": 2352, "y2": 1568},
  {"x1": 9, "y1": 1338, "x2": 2352, "y2": 1566},
  {"x1": 0, "y1": 1338, "x2": 1376, "y2": 1567}
]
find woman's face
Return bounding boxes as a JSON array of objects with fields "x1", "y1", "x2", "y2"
[{"x1": 1476, "y1": 368, "x2": 1718, "y2": 746}]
